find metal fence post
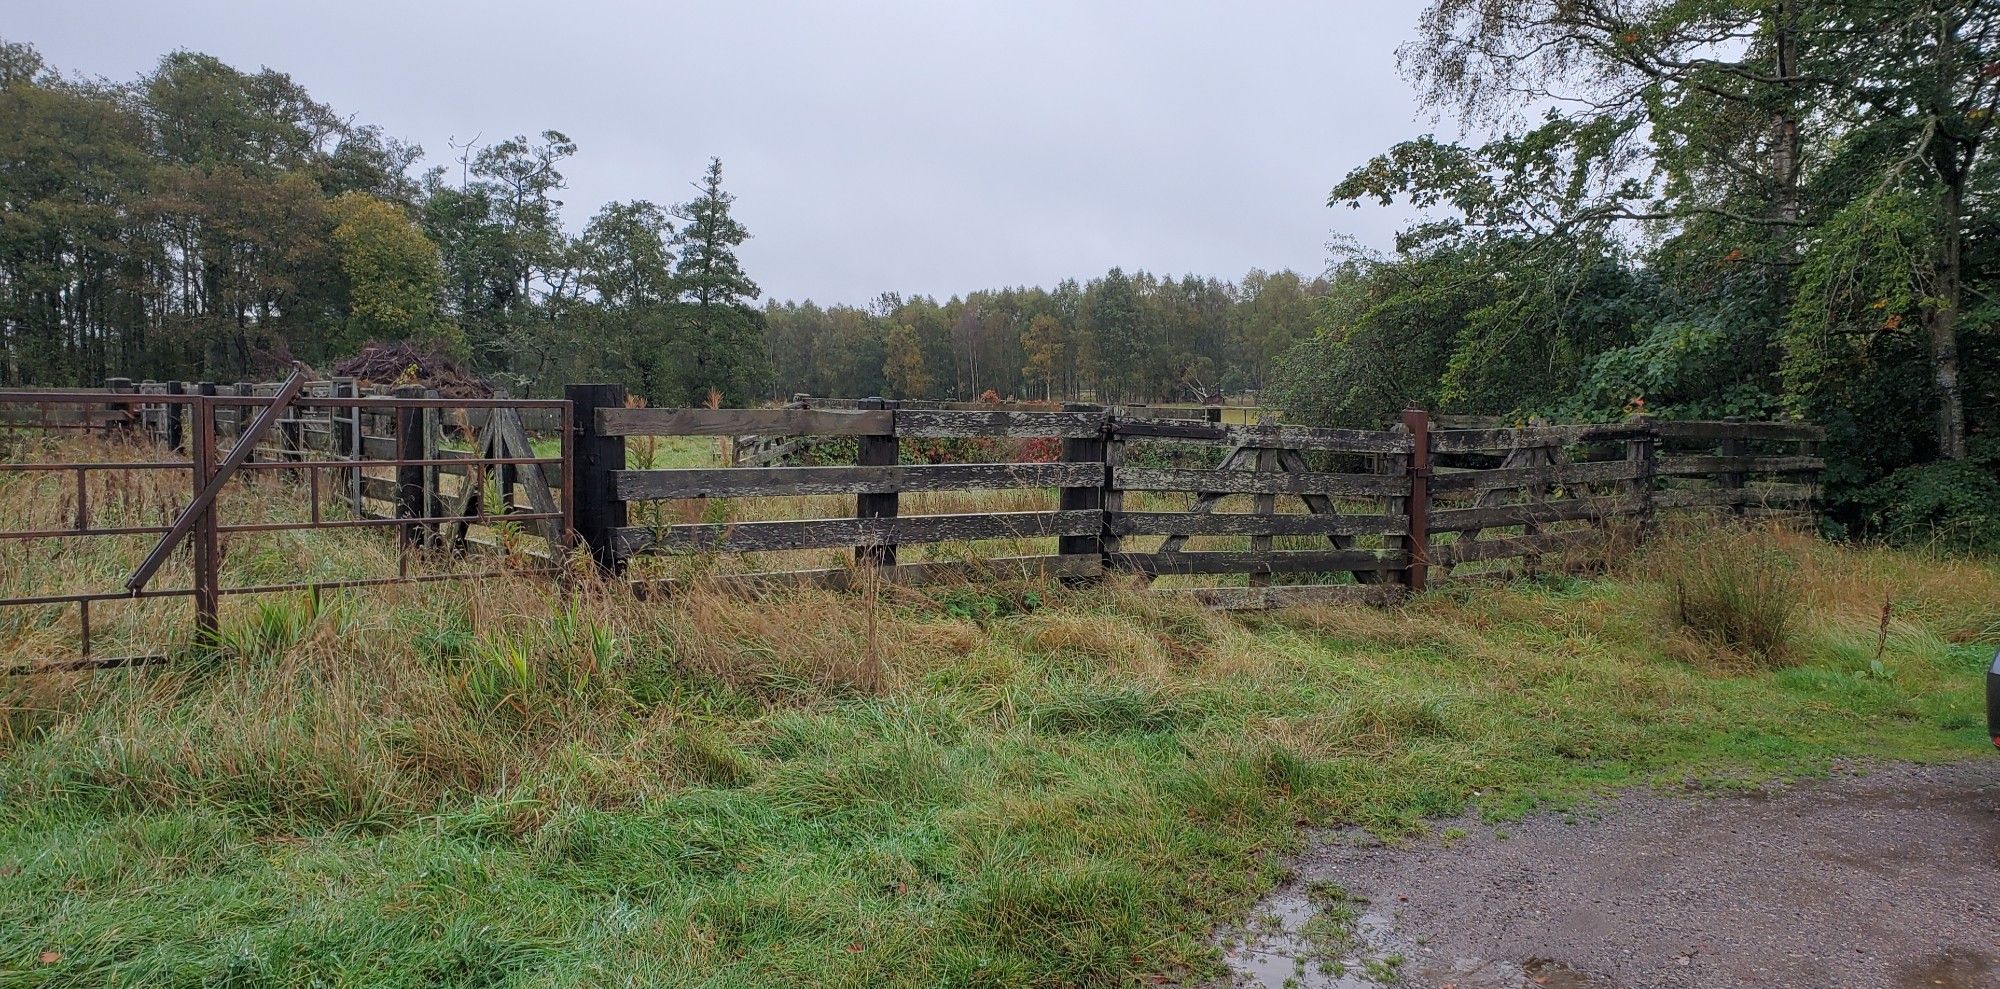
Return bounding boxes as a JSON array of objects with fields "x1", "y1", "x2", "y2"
[
  {"x1": 566, "y1": 383, "x2": 628, "y2": 572},
  {"x1": 855, "y1": 397, "x2": 899, "y2": 567},
  {"x1": 192, "y1": 382, "x2": 220, "y2": 641}
]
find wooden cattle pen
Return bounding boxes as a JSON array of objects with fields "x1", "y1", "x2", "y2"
[
  {"x1": 0, "y1": 375, "x2": 1824, "y2": 668},
  {"x1": 579, "y1": 389, "x2": 1821, "y2": 609}
]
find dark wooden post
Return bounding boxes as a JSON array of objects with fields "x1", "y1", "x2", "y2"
[
  {"x1": 422, "y1": 388, "x2": 445, "y2": 527},
  {"x1": 106, "y1": 378, "x2": 134, "y2": 434},
  {"x1": 1057, "y1": 402, "x2": 1105, "y2": 567},
  {"x1": 164, "y1": 380, "x2": 186, "y2": 454},
  {"x1": 1250, "y1": 441, "x2": 1279, "y2": 588},
  {"x1": 855, "y1": 397, "x2": 899, "y2": 567},
  {"x1": 567, "y1": 383, "x2": 628, "y2": 572},
  {"x1": 1101, "y1": 419, "x2": 1126, "y2": 568},
  {"x1": 1626, "y1": 414, "x2": 1657, "y2": 538},
  {"x1": 1399, "y1": 408, "x2": 1432, "y2": 592},
  {"x1": 393, "y1": 385, "x2": 427, "y2": 548},
  {"x1": 1719, "y1": 415, "x2": 1746, "y2": 515}
]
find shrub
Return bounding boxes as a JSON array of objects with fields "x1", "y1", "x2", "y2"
[
  {"x1": 1850, "y1": 436, "x2": 2000, "y2": 554},
  {"x1": 1663, "y1": 529, "x2": 1802, "y2": 666}
]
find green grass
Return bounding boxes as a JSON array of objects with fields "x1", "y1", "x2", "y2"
[{"x1": 1, "y1": 513, "x2": 1996, "y2": 985}]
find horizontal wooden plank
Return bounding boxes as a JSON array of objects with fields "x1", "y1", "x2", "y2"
[
  {"x1": 463, "y1": 408, "x2": 564, "y2": 432},
  {"x1": 1163, "y1": 583, "x2": 1409, "y2": 610},
  {"x1": 1433, "y1": 528, "x2": 1610, "y2": 566},
  {"x1": 1111, "y1": 419, "x2": 1412, "y2": 454},
  {"x1": 1652, "y1": 420, "x2": 1825, "y2": 442},
  {"x1": 436, "y1": 457, "x2": 563, "y2": 486},
  {"x1": 1112, "y1": 466, "x2": 1407, "y2": 497},
  {"x1": 1656, "y1": 455, "x2": 1824, "y2": 477},
  {"x1": 1107, "y1": 511, "x2": 1406, "y2": 537},
  {"x1": 632, "y1": 554, "x2": 1102, "y2": 596},
  {"x1": 1429, "y1": 459, "x2": 1644, "y2": 494},
  {"x1": 1429, "y1": 496, "x2": 1642, "y2": 533},
  {"x1": 615, "y1": 509, "x2": 1099, "y2": 556},
  {"x1": 615, "y1": 462, "x2": 1099, "y2": 500},
  {"x1": 359, "y1": 475, "x2": 399, "y2": 502},
  {"x1": 893, "y1": 409, "x2": 1106, "y2": 438},
  {"x1": 1431, "y1": 423, "x2": 1654, "y2": 454},
  {"x1": 1652, "y1": 486, "x2": 1737, "y2": 510},
  {"x1": 598, "y1": 407, "x2": 892, "y2": 437},
  {"x1": 1108, "y1": 549, "x2": 1405, "y2": 576}
]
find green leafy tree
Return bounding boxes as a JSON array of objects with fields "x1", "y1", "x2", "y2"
[{"x1": 327, "y1": 191, "x2": 450, "y2": 353}]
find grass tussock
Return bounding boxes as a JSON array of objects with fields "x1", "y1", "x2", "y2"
[
  {"x1": 0, "y1": 462, "x2": 1996, "y2": 987},
  {"x1": 1653, "y1": 522, "x2": 1805, "y2": 668}
]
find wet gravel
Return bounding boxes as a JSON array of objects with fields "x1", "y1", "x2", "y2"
[{"x1": 1217, "y1": 760, "x2": 2000, "y2": 989}]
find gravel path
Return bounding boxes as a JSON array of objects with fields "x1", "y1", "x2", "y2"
[{"x1": 1217, "y1": 760, "x2": 2000, "y2": 989}]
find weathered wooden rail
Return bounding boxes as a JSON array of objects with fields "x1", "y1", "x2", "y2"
[
  {"x1": 4, "y1": 379, "x2": 1823, "y2": 658},
  {"x1": 562, "y1": 386, "x2": 1823, "y2": 609}
]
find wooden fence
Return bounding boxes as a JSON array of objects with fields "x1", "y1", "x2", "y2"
[
  {"x1": 12, "y1": 379, "x2": 1823, "y2": 610},
  {"x1": 565, "y1": 385, "x2": 1823, "y2": 609}
]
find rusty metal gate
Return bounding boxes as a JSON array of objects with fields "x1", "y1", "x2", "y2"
[{"x1": 0, "y1": 367, "x2": 573, "y2": 672}]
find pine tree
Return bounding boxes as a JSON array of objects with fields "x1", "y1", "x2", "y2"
[{"x1": 669, "y1": 157, "x2": 768, "y2": 405}]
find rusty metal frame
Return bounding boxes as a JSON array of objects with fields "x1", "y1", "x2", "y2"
[
  {"x1": 0, "y1": 382, "x2": 574, "y2": 673},
  {"x1": 128, "y1": 365, "x2": 311, "y2": 595}
]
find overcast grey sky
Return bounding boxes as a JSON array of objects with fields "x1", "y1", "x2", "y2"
[{"x1": 11, "y1": 1, "x2": 1427, "y2": 305}]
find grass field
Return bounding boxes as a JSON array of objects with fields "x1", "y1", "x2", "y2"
[{"x1": 1, "y1": 439, "x2": 1996, "y2": 987}]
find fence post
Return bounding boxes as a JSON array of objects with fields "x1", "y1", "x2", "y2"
[
  {"x1": 422, "y1": 388, "x2": 445, "y2": 527},
  {"x1": 855, "y1": 397, "x2": 899, "y2": 567},
  {"x1": 332, "y1": 379, "x2": 359, "y2": 516},
  {"x1": 192, "y1": 382, "x2": 220, "y2": 641},
  {"x1": 164, "y1": 381, "x2": 186, "y2": 453},
  {"x1": 1057, "y1": 402, "x2": 1106, "y2": 571},
  {"x1": 1399, "y1": 408, "x2": 1432, "y2": 593},
  {"x1": 1626, "y1": 414, "x2": 1657, "y2": 538},
  {"x1": 567, "y1": 383, "x2": 628, "y2": 572},
  {"x1": 1719, "y1": 415, "x2": 1746, "y2": 515},
  {"x1": 1250, "y1": 441, "x2": 1279, "y2": 589},
  {"x1": 393, "y1": 385, "x2": 427, "y2": 548},
  {"x1": 106, "y1": 377, "x2": 134, "y2": 434},
  {"x1": 1101, "y1": 416, "x2": 1125, "y2": 569}
]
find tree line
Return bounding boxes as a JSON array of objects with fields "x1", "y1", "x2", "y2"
[
  {"x1": 0, "y1": 39, "x2": 1328, "y2": 409},
  {"x1": 762, "y1": 267, "x2": 1326, "y2": 404},
  {"x1": 0, "y1": 41, "x2": 765, "y2": 406}
]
